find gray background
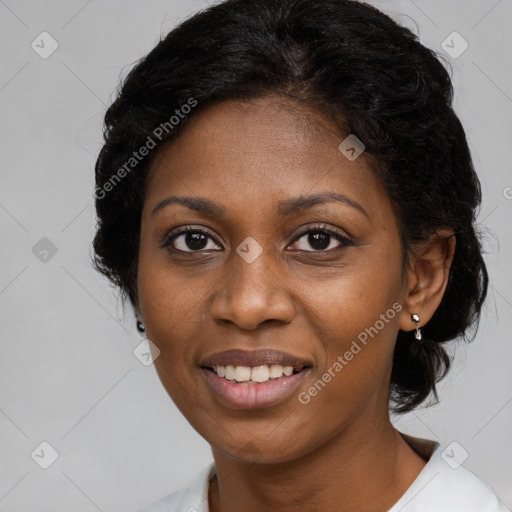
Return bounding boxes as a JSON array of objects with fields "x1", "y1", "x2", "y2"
[{"x1": 0, "y1": 0, "x2": 511, "y2": 510}]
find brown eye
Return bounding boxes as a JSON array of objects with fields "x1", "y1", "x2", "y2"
[
  {"x1": 290, "y1": 225, "x2": 354, "y2": 252},
  {"x1": 163, "y1": 227, "x2": 222, "y2": 252}
]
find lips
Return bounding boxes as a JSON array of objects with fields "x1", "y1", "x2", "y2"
[
  {"x1": 199, "y1": 348, "x2": 313, "y2": 409},
  {"x1": 200, "y1": 348, "x2": 313, "y2": 371}
]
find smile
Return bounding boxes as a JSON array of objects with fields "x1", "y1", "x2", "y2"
[
  {"x1": 210, "y1": 363, "x2": 299, "y2": 383},
  {"x1": 201, "y1": 365, "x2": 310, "y2": 409}
]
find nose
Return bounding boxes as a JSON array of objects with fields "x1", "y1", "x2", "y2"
[{"x1": 210, "y1": 247, "x2": 295, "y2": 330}]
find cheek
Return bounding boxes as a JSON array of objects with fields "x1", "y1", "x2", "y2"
[
  {"x1": 138, "y1": 261, "x2": 208, "y2": 415},
  {"x1": 297, "y1": 254, "x2": 403, "y2": 401},
  {"x1": 137, "y1": 246, "x2": 201, "y2": 375},
  {"x1": 302, "y1": 246, "x2": 402, "y2": 342}
]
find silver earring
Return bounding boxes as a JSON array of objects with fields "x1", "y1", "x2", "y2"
[
  {"x1": 136, "y1": 320, "x2": 146, "y2": 333},
  {"x1": 411, "y1": 314, "x2": 422, "y2": 340}
]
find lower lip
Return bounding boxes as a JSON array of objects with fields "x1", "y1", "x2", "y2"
[{"x1": 201, "y1": 368, "x2": 310, "y2": 409}]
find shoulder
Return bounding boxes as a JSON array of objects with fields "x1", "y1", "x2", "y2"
[
  {"x1": 137, "y1": 462, "x2": 215, "y2": 512},
  {"x1": 389, "y1": 441, "x2": 510, "y2": 512},
  {"x1": 425, "y1": 463, "x2": 510, "y2": 512}
]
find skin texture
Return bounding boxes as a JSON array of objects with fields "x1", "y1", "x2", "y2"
[{"x1": 136, "y1": 95, "x2": 455, "y2": 512}]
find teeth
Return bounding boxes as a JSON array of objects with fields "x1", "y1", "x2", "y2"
[
  {"x1": 234, "y1": 366, "x2": 252, "y2": 382},
  {"x1": 213, "y1": 364, "x2": 296, "y2": 383},
  {"x1": 269, "y1": 364, "x2": 283, "y2": 378},
  {"x1": 282, "y1": 366, "x2": 293, "y2": 376},
  {"x1": 250, "y1": 365, "x2": 269, "y2": 383},
  {"x1": 224, "y1": 365, "x2": 236, "y2": 380}
]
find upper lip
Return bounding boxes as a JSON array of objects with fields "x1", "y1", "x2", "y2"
[{"x1": 200, "y1": 349, "x2": 313, "y2": 371}]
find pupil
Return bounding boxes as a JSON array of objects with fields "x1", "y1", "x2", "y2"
[
  {"x1": 309, "y1": 231, "x2": 329, "y2": 250},
  {"x1": 187, "y1": 232, "x2": 207, "y2": 250}
]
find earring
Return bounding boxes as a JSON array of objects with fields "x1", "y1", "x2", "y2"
[
  {"x1": 136, "y1": 320, "x2": 146, "y2": 333},
  {"x1": 411, "y1": 314, "x2": 422, "y2": 340}
]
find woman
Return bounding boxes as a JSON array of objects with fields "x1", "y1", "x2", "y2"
[{"x1": 92, "y1": 0, "x2": 509, "y2": 510}]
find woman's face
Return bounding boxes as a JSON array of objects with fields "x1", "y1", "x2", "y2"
[{"x1": 137, "y1": 96, "x2": 408, "y2": 463}]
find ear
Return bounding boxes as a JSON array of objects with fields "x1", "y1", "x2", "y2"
[{"x1": 399, "y1": 229, "x2": 456, "y2": 333}]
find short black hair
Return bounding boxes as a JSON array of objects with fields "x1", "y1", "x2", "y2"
[{"x1": 93, "y1": 0, "x2": 488, "y2": 413}]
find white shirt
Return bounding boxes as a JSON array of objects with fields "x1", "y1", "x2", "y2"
[{"x1": 138, "y1": 438, "x2": 510, "y2": 512}]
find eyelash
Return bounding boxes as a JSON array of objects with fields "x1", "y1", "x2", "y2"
[{"x1": 161, "y1": 223, "x2": 354, "y2": 253}]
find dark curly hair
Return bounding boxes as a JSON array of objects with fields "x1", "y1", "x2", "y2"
[{"x1": 92, "y1": 0, "x2": 488, "y2": 413}]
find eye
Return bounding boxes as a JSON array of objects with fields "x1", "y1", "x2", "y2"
[
  {"x1": 162, "y1": 223, "x2": 353, "y2": 254},
  {"x1": 162, "y1": 226, "x2": 222, "y2": 253},
  {"x1": 289, "y1": 224, "x2": 353, "y2": 252}
]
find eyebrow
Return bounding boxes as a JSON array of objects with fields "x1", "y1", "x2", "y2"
[
  {"x1": 150, "y1": 191, "x2": 369, "y2": 219},
  {"x1": 277, "y1": 192, "x2": 369, "y2": 219}
]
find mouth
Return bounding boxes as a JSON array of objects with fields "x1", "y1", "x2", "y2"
[
  {"x1": 201, "y1": 365, "x2": 311, "y2": 409},
  {"x1": 199, "y1": 349, "x2": 313, "y2": 409}
]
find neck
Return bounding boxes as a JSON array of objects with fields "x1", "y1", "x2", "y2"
[{"x1": 208, "y1": 412, "x2": 428, "y2": 512}]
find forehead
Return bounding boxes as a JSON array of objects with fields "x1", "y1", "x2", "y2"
[{"x1": 143, "y1": 95, "x2": 389, "y2": 221}]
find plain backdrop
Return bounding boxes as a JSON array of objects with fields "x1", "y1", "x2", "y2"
[{"x1": 1, "y1": 0, "x2": 511, "y2": 510}]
